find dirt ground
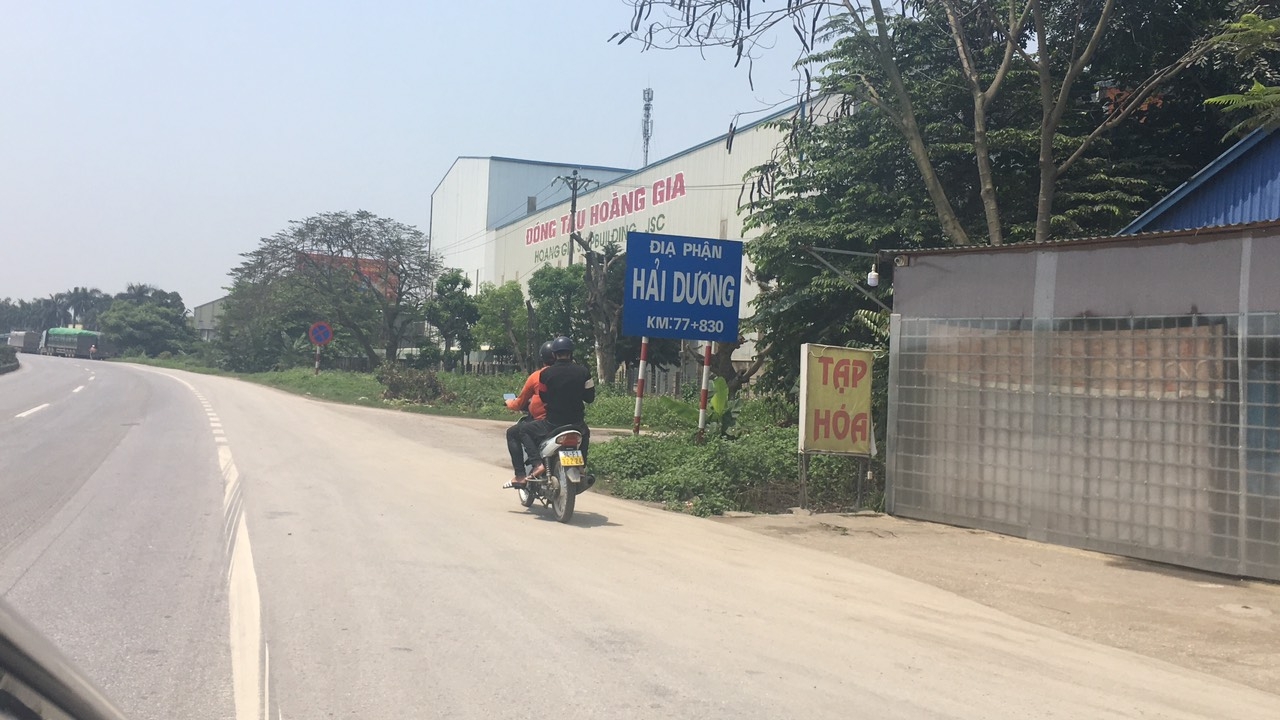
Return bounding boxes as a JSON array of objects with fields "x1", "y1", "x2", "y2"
[
  {"x1": 713, "y1": 510, "x2": 1280, "y2": 693},
  {"x1": 454, "y1": 414, "x2": 1277, "y2": 694}
]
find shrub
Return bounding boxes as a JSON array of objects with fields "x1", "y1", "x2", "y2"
[
  {"x1": 589, "y1": 425, "x2": 882, "y2": 516},
  {"x1": 375, "y1": 363, "x2": 454, "y2": 404}
]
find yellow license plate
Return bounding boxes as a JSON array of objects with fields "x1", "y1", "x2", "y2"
[{"x1": 560, "y1": 450, "x2": 584, "y2": 467}]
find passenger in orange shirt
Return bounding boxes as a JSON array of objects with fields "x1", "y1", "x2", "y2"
[{"x1": 505, "y1": 341, "x2": 554, "y2": 485}]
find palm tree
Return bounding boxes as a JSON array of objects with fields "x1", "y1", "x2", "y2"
[
  {"x1": 31, "y1": 296, "x2": 70, "y2": 331},
  {"x1": 115, "y1": 283, "x2": 158, "y2": 304},
  {"x1": 65, "y1": 286, "x2": 110, "y2": 330}
]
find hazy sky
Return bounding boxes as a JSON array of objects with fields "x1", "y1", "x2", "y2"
[{"x1": 1, "y1": 1, "x2": 806, "y2": 308}]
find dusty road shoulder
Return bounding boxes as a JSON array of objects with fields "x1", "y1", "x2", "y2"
[{"x1": 715, "y1": 511, "x2": 1280, "y2": 694}]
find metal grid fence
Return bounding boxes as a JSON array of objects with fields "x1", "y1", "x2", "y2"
[{"x1": 887, "y1": 314, "x2": 1280, "y2": 580}]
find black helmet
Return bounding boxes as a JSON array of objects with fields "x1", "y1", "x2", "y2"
[
  {"x1": 539, "y1": 340, "x2": 555, "y2": 365},
  {"x1": 550, "y1": 336, "x2": 574, "y2": 355}
]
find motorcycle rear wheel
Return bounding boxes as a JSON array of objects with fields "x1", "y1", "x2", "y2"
[{"x1": 550, "y1": 460, "x2": 575, "y2": 524}]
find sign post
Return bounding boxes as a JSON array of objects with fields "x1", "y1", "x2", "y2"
[
  {"x1": 308, "y1": 321, "x2": 334, "y2": 375},
  {"x1": 623, "y1": 231, "x2": 743, "y2": 434},
  {"x1": 696, "y1": 342, "x2": 713, "y2": 443},
  {"x1": 798, "y1": 343, "x2": 877, "y2": 509},
  {"x1": 632, "y1": 337, "x2": 649, "y2": 435}
]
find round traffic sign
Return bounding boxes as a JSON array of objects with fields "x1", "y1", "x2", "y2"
[{"x1": 308, "y1": 321, "x2": 334, "y2": 346}]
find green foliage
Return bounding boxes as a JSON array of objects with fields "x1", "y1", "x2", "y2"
[
  {"x1": 743, "y1": 1, "x2": 1249, "y2": 394},
  {"x1": 527, "y1": 264, "x2": 592, "y2": 354},
  {"x1": 590, "y1": 426, "x2": 878, "y2": 516},
  {"x1": 0, "y1": 296, "x2": 70, "y2": 333},
  {"x1": 229, "y1": 210, "x2": 437, "y2": 366},
  {"x1": 375, "y1": 363, "x2": 454, "y2": 404},
  {"x1": 0, "y1": 345, "x2": 18, "y2": 373},
  {"x1": 216, "y1": 274, "x2": 325, "y2": 372},
  {"x1": 408, "y1": 340, "x2": 443, "y2": 369},
  {"x1": 1205, "y1": 13, "x2": 1280, "y2": 137},
  {"x1": 99, "y1": 290, "x2": 196, "y2": 357},
  {"x1": 63, "y1": 287, "x2": 111, "y2": 330},
  {"x1": 424, "y1": 268, "x2": 479, "y2": 369},
  {"x1": 1206, "y1": 80, "x2": 1280, "y2": 136},
  {"x1": 473, "y1": 281, "x2": 529, "y2": 365},
  {"x1": 651, "y1": 377, "x2": 742, "y2": 437}
]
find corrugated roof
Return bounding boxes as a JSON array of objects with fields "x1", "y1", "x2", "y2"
[
  {"x1": 885, "y1": 218, "x2": 1280, "y2": 259},
  {"x1": 1120, "y1": 127, "x2": 1280, "y2": 234}
]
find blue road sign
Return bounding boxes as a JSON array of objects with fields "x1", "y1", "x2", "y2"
[
  {"x1": 308, "y1": 321, "x2": 333, "y2": 346},
  {"x1": 623, "y1": 231, "x2": 742, "y2": 343}
]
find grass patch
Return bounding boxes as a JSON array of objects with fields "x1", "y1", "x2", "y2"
[
  {"x1": 247, "y1": 367, "x2": 385, "y2": 406},
  {"x1": 0, "y1": 345, "x2": 18, "y2": 374},
  {"x1": 115, "y1": 355, "x2": 229, "y2": 376}
]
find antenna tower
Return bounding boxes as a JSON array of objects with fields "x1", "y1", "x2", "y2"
[{"x1": 642, "y1": 88, "x2": 654, "y2": 166}]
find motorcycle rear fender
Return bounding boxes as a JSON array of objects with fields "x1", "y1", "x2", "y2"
[{"x1": 539, "y1": 430, "x2": 583, "y2": 458}]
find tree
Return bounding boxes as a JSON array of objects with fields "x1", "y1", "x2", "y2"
[
  {"x1": 99, "y1": 287, "x2": 196, "y2": 356},
  {"x1": 217, "y1": 273, "x2": 331, "y2": 372},
  {"x1": 232, "y1": 211, "x2": 438, "y2": 366},
  {"x1": 620, "y1": 0, "x2": 1245, "y2": 244},
  {"x1": 1205, "y1": 12, "x2": 1280, "y2": 136},
  {"x1": 474, "y1": 281, "x2": 533, "y2": 369},
  {"x1": 735, "y1": 1, "x2": 1252, "y2": 391},
  {"x1": 64, "y1": 286, "x2": 111, "y2": 330},
  {"x1": 424, "y1": 268, "x2": 479, "y2": 370},
  {"x1": 526, "y1": 263, "x2": 595, "y2": 371},
  {"x1": 567, "y1": 236, "x2": 627, "y2": 383}
]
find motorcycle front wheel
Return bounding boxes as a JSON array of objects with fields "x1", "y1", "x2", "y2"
[{"x1": 550, "y1": 459, "x2": 575, "y2": 524}]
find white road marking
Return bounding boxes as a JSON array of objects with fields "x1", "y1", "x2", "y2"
[
  {"x1": 73, "y1": 385, "x2": 85, "y2": 393},
  {"x1": 220, "y1": 442, "x2": 268, "y2": 720},
  {"x1": 15, "y1": 403, "x2": 49, "y2": 418},
  {"x1": 88, "y1": 376, "x2": 96, "y2": 382},
  {"x1": 136, "y1": 365, "x2": 270, "y2": 720}
]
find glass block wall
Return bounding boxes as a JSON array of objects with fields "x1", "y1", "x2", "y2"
[{"x1": 887, "y1": 314, "x2": 1280, "y2": 580}]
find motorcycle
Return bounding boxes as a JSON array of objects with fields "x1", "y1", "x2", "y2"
[{"x1": 507, "y1": 400, "x2": 591, "y2": 523}]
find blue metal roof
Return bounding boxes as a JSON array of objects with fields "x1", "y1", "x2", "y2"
[{"x1": 1120, "y1": 127, "x2": 1280, "y2": 234}]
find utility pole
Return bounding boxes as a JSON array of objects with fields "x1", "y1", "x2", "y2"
[{"x1": 556, "y1": 169, "x2": 597, "y2": 265}]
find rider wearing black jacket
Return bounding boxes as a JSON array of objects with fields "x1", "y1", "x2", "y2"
[{"x1": 516, "y1": 336, "x2": 594, "y2": 478}]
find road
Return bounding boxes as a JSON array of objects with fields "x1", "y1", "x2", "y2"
[{"x1": 1, "y1": 353, "x2": 1277, "y2": 720}]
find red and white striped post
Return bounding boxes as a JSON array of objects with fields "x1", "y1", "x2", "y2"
[
  {"x1": 632, "y1": 336, "x2": 650, "y2": 436},
  {"x1": 696, "y1": 342, "x2": 714, "y2": 442}
]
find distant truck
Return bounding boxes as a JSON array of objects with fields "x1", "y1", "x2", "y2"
[
  {"x1": 7, "y1": 331, "x2": 42, "y2": 354},
  {"x1": 41, "y1": 328, "x2": 110, "y2": 359}
]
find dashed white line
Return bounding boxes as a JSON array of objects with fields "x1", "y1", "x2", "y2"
[
  {"x1": 73, "y1": 385, "x2": 85, "y2": 393},
  {"x1": 129, "y1": 364, "x2": 270, "y2": 720},
  {"x1": 15, "y1": 403, "x2": 50, "y2": 418}
]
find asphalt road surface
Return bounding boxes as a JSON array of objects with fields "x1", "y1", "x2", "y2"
[{"x1": 2, "y1": 353, "x2": 1278, "y2": 720}]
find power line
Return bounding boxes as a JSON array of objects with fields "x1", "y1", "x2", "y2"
[
  {"x1": 553, "y1": 170, "x2": 598, "y2": 265},
  {"x1": 431, "y1": 180, "x2": 559, "y2": 254}
]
